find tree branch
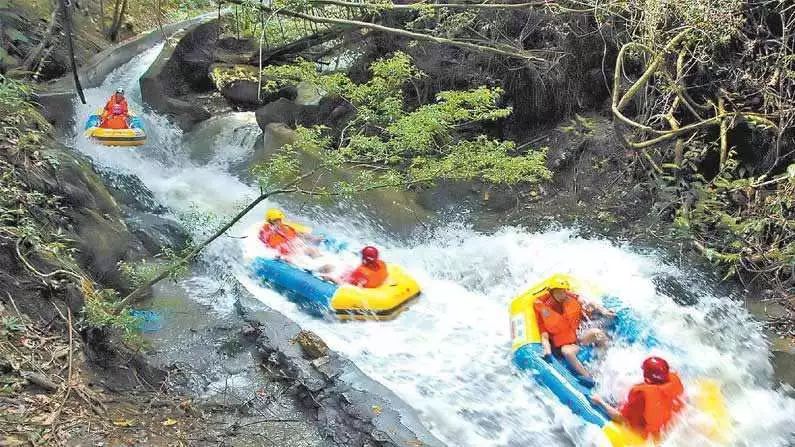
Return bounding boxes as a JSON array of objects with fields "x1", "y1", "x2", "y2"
[
  {"x1": 116, "y1": 187, "x2": 296, "y2": 308},
  {"x1": 60, "y1": 0, "x2": 86, "y2": 104},
  {"x1": 22, "y1": 0, "x2": 59, "y2": 75},
  {"x1": 223, "y1": 0, "x2": 547, "y2": 62},
  {"x1": 308, "y1": 0, "x2": 552, "y2": 10}
]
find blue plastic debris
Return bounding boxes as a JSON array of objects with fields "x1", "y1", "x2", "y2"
[{"x1": 129, "y1": 310, "x2": 163, "y2": 332}]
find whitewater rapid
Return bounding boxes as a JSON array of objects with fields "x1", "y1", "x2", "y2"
[{"x1": 67, "y1": 44, "x2": 795, "y2": 447}]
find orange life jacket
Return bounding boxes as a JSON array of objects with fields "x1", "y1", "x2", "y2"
[
  {"x1": 346, "y1": 260, "x2": 388, "y2": 288},
  {"x1": 621, "y1": 372, "x2": 684, "y2": 437},
  {"x1": 258, "y1": 223, "x2": 298, "y2": 255},
  {"x1": 533, "y1": 292, "x2": 582, "y2": 348},
  {"x1": 103, "y1": 97, "x2": 129, "y2": 117},
  {"x1": 101, "y1": 114, "x2": 129, "y2": 129}
]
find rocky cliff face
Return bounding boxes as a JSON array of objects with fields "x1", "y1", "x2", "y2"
[{"x1": 139, "y1": 21, "x2": 220, "y2": 131}]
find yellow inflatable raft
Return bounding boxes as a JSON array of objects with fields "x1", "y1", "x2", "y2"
[
  {"x1": 251, "y1": 258, "x2": 421, "y2": 321},
  {"x1": 509, "y1": 274, "x2": 731, "y2": 446},
  {"x1": 84, "y1": 111, "x2": 146, "y2": 147},
  {"x1": 331, "y1": 264, "x2": 421, "y2": 321}
]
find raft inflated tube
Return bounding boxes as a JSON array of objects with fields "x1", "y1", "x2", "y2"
[
  {"x1": 251, "y1": 258, "x2": 420, "y2": 321},
  {"x1": 509, "y1": 274, "x2": 730, "y2": 446},
  {"x1": 84, "y1": 111, "x2": 146, "y2": 147}
]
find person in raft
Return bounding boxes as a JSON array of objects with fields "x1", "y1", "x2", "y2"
[
  {"x1": 330, "y1": 246, "x2": 388, "y2": 288},
  {"x1": 258, "y1": 208, "x2": 322, "y2": 259},
  {"x1": 590, "y1": 357, "x2": 684, "y2": 438},
  {"x1": 534, "y1": 275, "x2": 615, "y2": 387},
  {"x1": 101, "y1": 88, "x2": 129, "y2": 129}
]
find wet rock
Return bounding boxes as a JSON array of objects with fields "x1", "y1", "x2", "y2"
[
  {"x1": 255, "y1": 98, "x2": 312, "y2": 129},
  {"x1": 254, "y1": 95, "x2": 353, "y2": 132},
  {"x1": 213, "y1": 37, "x2": 259, "y2": 65},
  {"x1": 218, "y1": 79, "x2": 261, "y2": 109},
  {"x1": 166, "y1": 97, "x2": 213, "y2": 131},
  {"x1": 235, "y1": 296, "x2": 446, "y2": 447},
  {"x1": 481, "y1": 184, "x2": 518, "y2": 212},
  {"x1": 125, "y1": 212, "x2": 190, "y2": 254},
  {"x1": 97, "y1": 169, "x2": 166, "y2": 214},
  {"x1": 71, "y1": 208, "x2": 142, "y2": 289},
  {"x1": 240, "y1": 323, "x2": 261, "y2": 339},
  {"x1": 31, "y1": 151, "x2": 119, "y2": 216},
  {"x1": 21, "y1": 147, "x2": 147, "y2": 290},
  {"x1": 773, "y1": 350, "x2": 795, "y2": 386},
  {"x1": 140, "y1": 21, "x2": 219, "y2": 130},
  {"x1": 293, "y1": 330, "x2": 329, "y2": 360},
  {"x1": 210, "y1": 64, "x2": 297, "y2": 110}
]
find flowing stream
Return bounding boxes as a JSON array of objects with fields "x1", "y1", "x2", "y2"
[{"x1": 66, "y1": 43, "x2": 795, "y2": 447}]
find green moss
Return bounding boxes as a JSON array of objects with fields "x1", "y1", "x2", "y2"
[{"x1": 209, "y1": 63, "x2": 260, "y2": 89}]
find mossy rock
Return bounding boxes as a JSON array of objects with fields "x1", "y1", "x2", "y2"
[
  {"x1": 210, "y1": 63, "x2": 260, "y2": 90},
  {"x1": 292, "y1": 329, "x2": 328, "y2": 360},
  {"x1": 209, "y1": 63, "x2": 297, "y2": 109}
]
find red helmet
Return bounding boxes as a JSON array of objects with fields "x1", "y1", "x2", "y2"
[
  {"x1": 361, "y1": 246, "x2": 379, "y2": 262},
  {"x1": 642, "y1": 356, "x2": 670, "y2": 384}
]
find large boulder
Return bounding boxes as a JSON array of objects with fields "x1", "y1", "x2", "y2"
[
  {"x1": 253, "y1": 96, "x2": 354, "y2": 132},
  {"x1": 96, "y1": 170, "x2": 167, "y2": 214},
  {"x1": 14, "y1": 143, "x2": 150, "y2": 292},
  {"x1": 140, "y1": 21, "x2": 220, "y2": 131},
  {"x1": 124, "y1": 212, "x2": 190, "y2": 255},
  {"x1": 210, "y1": 63, "x2": 297, "y2": 110},
  {"x1": 213, "y1": 37, "x2": 260, "y2": 65},
  {"x1": 254, "y1": 98, "x2": 312, "y2": 130}
]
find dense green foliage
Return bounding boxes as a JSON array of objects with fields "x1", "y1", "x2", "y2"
[
  {"x1": 257, "y1": 52, "x2": 550, "y2": 192},
  {"x1": 0, "y1": 76, "x2": 64, "y2": 253},
  {"x1": 574, "y1": 0, "x2": 795, "y2": 292}
]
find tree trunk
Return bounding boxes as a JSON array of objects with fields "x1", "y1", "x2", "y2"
[
  {"x1": 22, "y1": 0, "x2": 60, "y2": 75},
  {"x1": 60, "y1": 0, "x2": 86, "y2": 104},
  {"x1": 155, "y1": 0, "x2": 166, "y2": 40},
  {"x1": 108, "y1": 0, "x2": 128, "y2": 41}
]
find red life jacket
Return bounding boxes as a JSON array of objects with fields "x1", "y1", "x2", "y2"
[
  {"x1": 259, "y1": 223, "x2": 298, "y2": 255},
  {"x1": 533, "y1": 292, "x2": 582, "y2": 348},
  {"x1": 621, "y1": 372, "x2": 685, "y2": 437},
  {"x1": 346, "y1": 260, "x2": 388, "y2": 288}
]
